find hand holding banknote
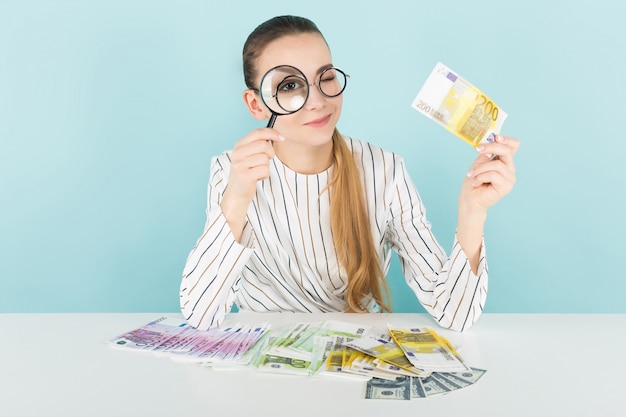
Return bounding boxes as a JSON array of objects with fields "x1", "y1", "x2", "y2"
[
  {"x1": 412, "y1": 63, "x2": 519, "y2": 275},
  {"x1": 462, "y1": 133, "x2": 519, "y2": 211},
  {"x1": 453, "y1": 132, "x2": 519, "y2": 276},
  {"x1": 413, "y1": 62, "x2": 519, "y2": 210}
]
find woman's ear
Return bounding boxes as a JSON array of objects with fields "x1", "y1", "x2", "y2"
[{"x1": 243, "y1": 89, "x2": 269, "y2": 121}]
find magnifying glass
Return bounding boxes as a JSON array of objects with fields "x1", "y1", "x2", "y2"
[{"x1": 258, "y1": 65, "x2": 309, "y2": 128}]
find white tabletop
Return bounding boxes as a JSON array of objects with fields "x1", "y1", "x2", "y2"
[{"x1": 1, "y1": 312, "x2": 624, "y2": 417}]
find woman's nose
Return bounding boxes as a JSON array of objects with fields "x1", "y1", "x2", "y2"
[{"x1": 303, "y1": 82, "x2": 326, "y2": 109}]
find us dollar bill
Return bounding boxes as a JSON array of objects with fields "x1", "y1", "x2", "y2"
[
  {"x1": 412, "y1": 62, "x2": 507, "y2": 147},
  {"x1": 410, "y1": 376, "x2": 427, "y2": 398},
  {"x1": 421, "y1": 374, "x2": 453, "y2": 396},
  {"x1": 441, "y1": 367, "x2": 487, "y2": 385},
  {"x1": 365, "y1": 377, "x2": 411, "y2": 400}
]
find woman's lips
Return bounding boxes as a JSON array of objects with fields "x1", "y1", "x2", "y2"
[{"x1": 304, "y1": 114, "x2": 331, "y2": 128}]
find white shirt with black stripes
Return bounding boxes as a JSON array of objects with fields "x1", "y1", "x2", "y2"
[{"x1": 180, "y1": 136, "x2": 487, "y2": 331}]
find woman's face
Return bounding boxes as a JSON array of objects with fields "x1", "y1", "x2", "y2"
[{"x1": 254, "y1": 33, "x2": 343, "y2": 147}]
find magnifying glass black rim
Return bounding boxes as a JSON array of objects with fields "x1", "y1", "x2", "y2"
[{"x1": 258, "y1": 64, "x2": 309, "y2": 116}]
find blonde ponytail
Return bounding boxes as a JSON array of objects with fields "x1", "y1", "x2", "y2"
[{"x1": 326, "y1": 130, "x2": 391, "y2": 313}]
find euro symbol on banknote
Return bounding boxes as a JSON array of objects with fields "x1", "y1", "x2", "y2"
[{"x1": 412, "y1": 62, "x2": 508, "y2": 148}]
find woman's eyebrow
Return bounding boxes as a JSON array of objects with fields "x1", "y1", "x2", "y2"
[{"x1": 315, "y1": 64, "x2": 334, "y2": 75}]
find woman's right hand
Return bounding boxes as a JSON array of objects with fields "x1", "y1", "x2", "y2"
[{"x1": 220, "y1": 128, "x2": 284, "y2": 240}]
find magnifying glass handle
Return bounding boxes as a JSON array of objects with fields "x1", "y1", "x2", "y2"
[{"x1": 267, "y1": 113, "x2": 277, "y2": 128}]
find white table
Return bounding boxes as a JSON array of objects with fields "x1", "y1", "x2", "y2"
[{"x1": 1, "y1": 313, "x2": 624, "y2": 417}]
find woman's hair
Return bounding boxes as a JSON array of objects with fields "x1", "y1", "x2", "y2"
[
  {"x1": 327, "y1": 130, "x2": 391, "y2": 313},
  {"x1": 243, "y1": 15, "x2": 324, "y2": 90},
  {"x1": 242, "y1": 15, "x2": 391, "y2": 313}
]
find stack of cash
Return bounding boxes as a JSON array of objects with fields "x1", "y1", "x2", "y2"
[
  {"x1": 253, "y1": 320, "x2": 372, "y2": 376},
  {"x1": 358, "y1": 325, "x2": 486, "y2": 400},
  {"x1": 108, "y1": 318, "x2": 487, "y2": 399},
  {"x1": 364, "y1": 368, "x2": 487, "y2": 400},
  {"x1": 251, "y1": 321, "x2": 488, "y2": 400},
  {"x1": 108, "y1": 316, "x2": 270, "y2": 367}
]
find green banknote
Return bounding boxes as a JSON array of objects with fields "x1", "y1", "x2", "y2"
[{"x1": 256, "y1": 352, "x2": 312, "y2": 375}]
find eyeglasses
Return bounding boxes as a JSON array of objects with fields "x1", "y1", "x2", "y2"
[
  {"x1": 277, "y1": 66, "x2": 349, "y2": 98},
  {"x1": 251, "y1": 66, "x2": 349, "y2": 115}
]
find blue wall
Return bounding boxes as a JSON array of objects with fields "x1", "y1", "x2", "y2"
[{"x1": 2, "y1": 0, "x2": 624, "y2": 313}]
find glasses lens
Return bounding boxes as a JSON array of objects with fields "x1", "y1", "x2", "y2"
[
  {"x1": 275, "y1": 74, "x2": 308, "y2": 112},
  {"x1": 260, "y1": 65, "x2": 308, "y2": 115},
  {"x1": 318, "y1": 68, "x2": 347, "y2": 97}
]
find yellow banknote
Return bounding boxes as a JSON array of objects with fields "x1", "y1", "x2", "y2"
[
  {"x1": 387, "y1": 325, "x2": 468, "y2": 372},
  {"x1": 412, "y1": 62, "x2": 507, "y2": 147}
]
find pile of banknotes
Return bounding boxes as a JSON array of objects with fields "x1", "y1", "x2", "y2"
[
  {"x1": 109, "y1": 316, "x2": 271, "y2": 366},
  {"x1": 364, "y1": 368, "x2": 486, "y2": 400},
  {"x1": 108, "y1": 317, "x2": 486, "y2": 400}
]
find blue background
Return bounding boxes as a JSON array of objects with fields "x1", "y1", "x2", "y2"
[{"x1": 2, "y1": 0, "x2": 624, "y2": 314}]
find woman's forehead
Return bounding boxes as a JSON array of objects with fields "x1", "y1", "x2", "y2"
[{"x1": 256, "y1": 33, "x2": 332, "y2": 79}]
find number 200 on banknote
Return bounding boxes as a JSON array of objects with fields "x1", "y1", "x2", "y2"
[{"x1": 412, "y1": 62, "x2": 508, "y2": 148}]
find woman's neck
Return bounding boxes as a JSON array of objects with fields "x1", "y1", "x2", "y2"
[{"x1": 273, "y1": 140, "x2": 334, "y2": 175}]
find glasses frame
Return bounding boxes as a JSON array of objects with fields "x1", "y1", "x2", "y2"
[
  {"x1": 250, "y1": 65, "x2": 349, "y2": 128},
  {"x1": 309, "y1": 66, "x2": 350, "y2": 98}
]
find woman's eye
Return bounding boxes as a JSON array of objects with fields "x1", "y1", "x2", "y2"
[
  {"x1": 280, "y1": 82, "x2": 302, "y2": 93},
  {"x1": 278, "y1": 76, "x2": 305, "y2": 93},
  {"x1": 281, "y1": 81, "x2": 299, "y2": 91}
]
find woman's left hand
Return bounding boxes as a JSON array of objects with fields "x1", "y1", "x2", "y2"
[{"x1": 461, "y1": 134, "x2": 520, "y2": 211}]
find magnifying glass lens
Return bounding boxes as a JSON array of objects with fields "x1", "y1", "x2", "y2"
[
  {"x1": 260, "y1": 66, "x2": 309, "y2": 115},
  {"x1": 275, "y1": 75, "x2": 307, "y2": 112}
]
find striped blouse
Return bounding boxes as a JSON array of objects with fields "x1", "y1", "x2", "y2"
[{"x1": 180, "y1": 136, "x2": 487, "y2": 331}]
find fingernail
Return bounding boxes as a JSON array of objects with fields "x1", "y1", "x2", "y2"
[
  {"x1": 466, "y1": 170, "x2": 474, "y2": 178},
  {"x1": 277, "y1": 134, "x2": 285, "y2": 141},
  {"x1": 476, "y1": 145, "x2": 485, "y2": 152},
  {"x1": 497, "y1": 135, "x2": 505, "y2": 143}
]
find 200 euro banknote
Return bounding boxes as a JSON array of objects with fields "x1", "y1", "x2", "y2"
[
  {"x1": 412, "y1": 62, "x2": 507, "y2": 147},
  {"x1": 387, "y1": 325, "x2": 468, "y2": 372}
]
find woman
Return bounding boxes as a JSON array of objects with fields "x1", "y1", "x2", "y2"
[{"x1": 180, "y1": 15, "x2": 519, "y2": 331}]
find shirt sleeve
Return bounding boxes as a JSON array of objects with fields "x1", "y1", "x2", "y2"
[
  {"x1": 179, "y1": 156, "x2": 255, "y2": 330},
  {"x1": 385, "y1": 156, "x2": 488, "y2": 332}
]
